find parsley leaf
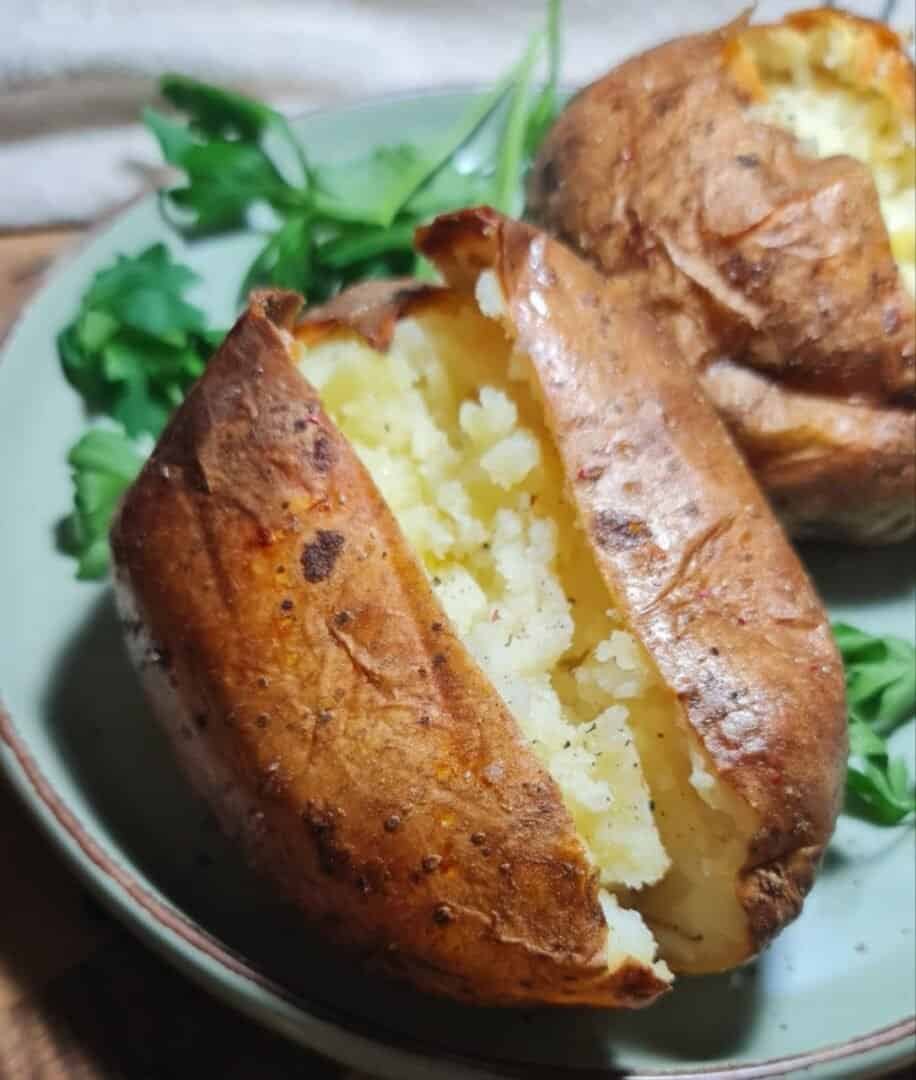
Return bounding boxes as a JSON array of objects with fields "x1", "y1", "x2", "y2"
[
  {"x1": 158, "y1": 75, "x2": 308, "y2": 188},
  {"x1": 524, "y1": 0, "x2": 562, "y2": 157},
  {"x1": 145, "y1": 76, "x2": 309, "y2": 235},
  {"x1": 143, "y1": 2, "x2": 561, "y2": 302},
  {"x1": 835, "y1": 623, "x2": 916, "y2": 826},
  {"x1": 166, "y1": 140, "x2": 297, "y2": 234},
  {"x1": 403, "y1": 162, "x2": 493, "y2": 220},
  {"x1": 242, "y1": 213, "x2": 315, "y2": 296},
  {"x1": 309, "y1": 57, "x2": 529, "y2": 230},
  {"x1": 158, "y1": 75, "x2": 285, "y2": 142},
  {"x1": 60, "y1": 430, "x2": 143, "y2": 580},
  {"x1": 81, "y1": 242, "x2": 204, "y2": 339},
  {"x1": 58, "y1": 244, "x2": 220, "y2": 438},
  {"x1": 835, "y1": 623, "x2": 916, "y2": 735},
  {"x1": 311, "y1": 144, "x2": 429, "y2": 227}
]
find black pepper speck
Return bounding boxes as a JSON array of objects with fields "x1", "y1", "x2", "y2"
[{"x1": 433, "y1": 904, "x2": 455, "y2": 925}]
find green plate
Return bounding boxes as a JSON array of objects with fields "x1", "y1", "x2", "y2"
[{"x1": 1, "y1": 91, "x2": 914, "y2": 1080}]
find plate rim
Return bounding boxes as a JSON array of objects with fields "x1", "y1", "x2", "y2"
[
  {"x1": 1, "y1": 85, "x2": 915, "y2": 1080},
  {"x1": 2, "y1": 699, "x2": 915, "y2": 1080}
]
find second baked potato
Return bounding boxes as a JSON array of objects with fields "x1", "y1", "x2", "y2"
[{"x1": 528, "y1": 7, "x2": 916, "y2": 544}]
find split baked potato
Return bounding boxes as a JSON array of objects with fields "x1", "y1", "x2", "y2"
[
  {"x1": 528, "y1": 7, "x2": 916, "y2": 544},
  {"x1": 111, "y1": 209, "x2": 847, "y2": 1007}
]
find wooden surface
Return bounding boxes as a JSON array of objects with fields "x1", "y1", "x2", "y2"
[
  {"x1": 0, "y1": 229, "x2": 80, "y2": 342},
  {"x1": 0, "y1": 229, "x2": 363, "y2": 1080}
]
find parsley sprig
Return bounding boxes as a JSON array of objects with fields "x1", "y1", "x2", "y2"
[
  {"x1": 58, "y1": 2, "x2": 561, "y2": 581},
  {"x1": 60, "y1": 430, "x2": 143, "y2": 580},
  {"x1": 56, "y1": 244, "x2": 223, "y2": 578},
  {"x1": 835, "y1": 623, "x2": 916, "y2": 825},
  {"x1": 142, "y1": 0, "x2": 562, "y2": 301},
  {"x1": 58, "y1": 244, "x2": 223, "y2": 438}
]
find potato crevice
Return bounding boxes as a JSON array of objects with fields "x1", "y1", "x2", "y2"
[
  {"x1": 298, "y1": 287, "x2": 754, "y2": 975},
  {"x1": 481, "y1": 278, "x2": 759, "y2": 974},
  {"x1": 299, "y1": 299, "x2": 676, "y2": 973}
]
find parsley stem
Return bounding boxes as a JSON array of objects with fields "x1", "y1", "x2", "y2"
[
  {"x1": 319, "y1": 220, "x2": 417, "y2": 268},
  {"x1": 369, "y1": 42, "x2": 539, "y2": 228},
  {"x1": 493, "y1": 30, "x2": 544, "y2": 214}
]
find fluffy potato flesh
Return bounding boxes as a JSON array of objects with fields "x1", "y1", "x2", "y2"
[
  {"x1": 299, "y1": 285, "x2": 754, "y2": 973},
  {"x1": 740, "y1": 20, "x2": 916, "y2": 295}
]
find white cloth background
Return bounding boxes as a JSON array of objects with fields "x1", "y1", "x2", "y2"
[{"x1": 0, "y1": 0, "x2": 909, "y2": 227}]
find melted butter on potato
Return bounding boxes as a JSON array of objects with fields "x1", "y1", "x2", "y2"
[
  {"x1": 742, "y1": 22, "x2": 916, "y2": 295},
  {"x1": 298, "y1": 280, "x2": 760, "y2": 975}
]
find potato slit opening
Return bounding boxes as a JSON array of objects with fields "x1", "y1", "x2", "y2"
[
  {"x1": 477, "y1": 271, "x2": 759, "y2": 973},
  {"x1": 299, "y1": 297, "x2": 674, "y2": 977},
  {"x1": 298, "y1": 283, "x2": 761, "y2": 975}
]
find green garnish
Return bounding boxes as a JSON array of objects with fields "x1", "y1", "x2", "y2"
[
  {"x1": 492, "y1": 30, "x2": 544, "y2": 214},
  {"x1": 143, "y1": 77, "x2": 309, "y2": 234},
  {"x1": 143, "y1": 2, "x2": 561, "y2": 302},
  {"x1": 60, "y1": 430, "x2": 143, "y2": 580},
  {"x1": 835, "y1": 623, "x2": 916, "y2": 825},
  {"x1": 309, "y1": 69, "x2": 519, "y2": 230},
  {"x1": 524, "y1": 0, "x2": 563, "y2": 157},
  {"x1": 60, "y1": 4, "x2": 562, "y2": 579},
  {"x1": 58, "y1": 244, "x2": 222, "y2": 438}
]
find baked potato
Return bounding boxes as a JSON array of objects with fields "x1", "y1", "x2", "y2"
[
  {"x1": 528, "y1": 7, "x2": 916, "y2": 545},
  {"x1": 111, "y1": 209, "x2": 846, "y2": 1007}
]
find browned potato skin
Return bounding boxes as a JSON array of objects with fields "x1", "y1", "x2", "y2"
[
  {"x1": 417, "y1": 207, "x2": 847, "y2": 962},
  {"x1": 295, "y1": 277, "x2": 443, "y2": 350},
  {"x1": 527, "y1": 10, "x2": 916, "y2": 544},
  {"x1": 705, "y1": 360, "x2": 916, "y2": 543},
  {"x1": 110, "y1": 289, "x2": 670, "y2": 1009}
]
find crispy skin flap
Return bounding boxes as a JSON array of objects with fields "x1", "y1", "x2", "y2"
[
  {"x1": 111, "y1": 290, "x2": 669, "y2": 1007},
  {"x1": 417, "y1": 207, "x2": 848, "y2": 956},
  {"x1": 296, "y1": 278, "x2": 446, "y2": 351},
  {"x1": 704, "y1": 359, "x2": 916, "y2": 543}
]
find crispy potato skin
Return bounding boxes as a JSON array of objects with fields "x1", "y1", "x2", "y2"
[
  {"x1": 295, "y1": 278, "x2": 443, "y2": 350},
  {"x1": 527, "y1": 10, "x2": 916, "y2": 544},
  {"x1": 417, "y1": 208, "x2": 847, "y2": 961},
  {"x1": 111, "y1": 290, "x2": 670, "y2": 1008},
  {"x1": 705, "y1": 360, "x2": 916, "y2": 542}
]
